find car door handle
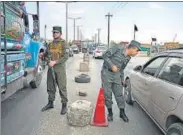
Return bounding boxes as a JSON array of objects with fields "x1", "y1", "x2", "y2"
[{"x1": 169, "y1": 96, "x2": 175, "y2": 100}]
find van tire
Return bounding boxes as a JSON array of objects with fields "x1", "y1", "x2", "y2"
[{"x1": 30, "y1": 59, "x2": 43, "y2": 88}]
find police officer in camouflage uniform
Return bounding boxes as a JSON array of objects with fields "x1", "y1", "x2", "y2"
[
  {"x1": 101, "y1": 40, "x2": 141, "y2": 122},
  {"x1": 41, "y1": 26, "x2": 68, "y2": 115}
]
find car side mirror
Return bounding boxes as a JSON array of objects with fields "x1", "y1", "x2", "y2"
[{"x1": 134, "y1": 65, "x2": 143, "y2": 71}]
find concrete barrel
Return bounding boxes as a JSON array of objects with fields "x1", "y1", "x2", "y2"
[
  {"x1": 84, "y1": 56, "x2": 89, "y2": 62},
  {"x1": 79, "y1": 62, "x2": 89, "y2": 72},
  {"x1": 67, "y1": 100, "x2": 93, "y2": 127}
]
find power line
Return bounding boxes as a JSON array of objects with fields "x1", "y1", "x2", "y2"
[
  {"x1": 112, "y1": 2, "x2": 128, "y2": 16},
  {"x1": 110, "y1": 2, "x2": 122, "y2": 13}
]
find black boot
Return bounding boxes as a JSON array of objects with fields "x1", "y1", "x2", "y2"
[
  {"x1": 41, "y1": 100, "x2": 54, "y2": 112},
  {"x1": 120, "y1": 109, "x2": 129, "y2": 122},
  {"x1": 107, "y1": 108, "x2": 113, "y2": 122},
  {"x1": 60, "y1": 103, "x2": 67, "y2": 115}
]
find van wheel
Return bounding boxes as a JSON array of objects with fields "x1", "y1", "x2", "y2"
[
  {"x1": 30, "y1": 59, "x2": 43, "y2": 88},
  {"x1": 167, "y1": 123, "x2": 183, "y2": 135},
  {"x1": 124, "y1": 79, "x2": 134, "y2": 105}
]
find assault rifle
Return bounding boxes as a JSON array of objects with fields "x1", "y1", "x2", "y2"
[{"x1": 44, "y1": 42, "x2": 57, "y2": 84}]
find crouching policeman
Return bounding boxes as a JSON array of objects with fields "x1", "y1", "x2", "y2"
[{"x1": 101, "y1": 40, "x2": 141, "y2": 122}]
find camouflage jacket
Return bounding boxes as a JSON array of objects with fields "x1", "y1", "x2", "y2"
[
  {"x1": 102, "y1": 45, "x2": 131, "y2": 81},
  {"x1": 44, "y1": 38, "x2": 68, "y2": 66}
]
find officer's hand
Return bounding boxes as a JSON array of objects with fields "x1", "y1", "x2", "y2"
[
  {"x1": 122, "y1": 80, "x2": 126, "y2": 87},
  {"x1": 112, "y1": 65, "x2": 119, "y2": 72},
  {"x1": 49, "y1": 61, "x2": 56, "y2": 67}
]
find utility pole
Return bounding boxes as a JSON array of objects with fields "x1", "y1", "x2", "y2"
[
  {"x1": 66, "y1": 2, "x2": 68, "y2": 47},
  {"x1": 68, "y1": 17, "x2": 81, "y2": 41},
  {"x1": 77, "y1": 25, "x2": 82, "y2": 40},
  {"x1": 44, "y1": 24, "x2": 47, "y2": 40},
  {"x1": 94, "y1": 33, "x2": 97, "y2": 46},
  {"x1": 57, "y1": 2, "x2": 77, "y2": 46},
  {"x1": 80, "y1": 30, "x2": 83, "y2": 41},
  {"x1": 105, "y1": 12, "x2": 113, "y2": 49},
  {"x1": 97, "y1": 28, "x2": 101, "y2": 46},
  {"x1": 36, "y1": 2, "x2": 40, "y2": 38}
]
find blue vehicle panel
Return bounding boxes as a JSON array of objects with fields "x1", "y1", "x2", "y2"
[{"x1": 23, "y1": 33, "x2": 45, "y2": 68}]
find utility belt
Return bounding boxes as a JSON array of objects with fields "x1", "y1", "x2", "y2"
[
  {"x1": 108, "y1": 68, "x2": 113, "y2": 72},
  {"x1": 103, "y1": 65, "x2": 122, "y2": 73},
  {"x1": 103, "y1": 65, "x2": 115, "y2": 72}
]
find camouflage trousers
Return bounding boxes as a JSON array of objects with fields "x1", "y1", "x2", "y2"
[
  {"x1": 47, "y1": 65, "x2": 68, "y2": 103},
  {"x1": 101, "y1": 69, "x2": 125, "y2": 109}
]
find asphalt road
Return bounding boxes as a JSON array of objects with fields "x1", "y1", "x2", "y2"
[
  {"x1": 1, "y1": 56, "x2": 74, "y2": 135},
  {"x1": 1, "y1": 54, "x2": 163, "y2": 135}
]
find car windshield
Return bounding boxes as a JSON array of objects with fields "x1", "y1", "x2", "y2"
[
  {"x1": 71, "y1": 45, "x2": 77, "y2": 48},
  {"x1": 97, "y1": 46, "x2": 107, "y2": 51}
]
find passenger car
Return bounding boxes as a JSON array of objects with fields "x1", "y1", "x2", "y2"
[
  {"x1": 124, "y1": 48, "x2": 183, "y2": 135},
  {"x1": 67, "y1": 47, "x2": 73, "y2": 57},
  {"x1": 71, "y1": 45, "x2": 79, "y2": 54},
  {"x1": 93, "y1": 46, "x2": 107, "y2": 59}
]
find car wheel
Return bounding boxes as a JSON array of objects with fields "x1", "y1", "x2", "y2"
[
  {"x1": 75, "y1": 74, "x2": 91, "y2": 83},
  {"x1": 167, "y1": 123, "x2": 183, "y2": 135},
  {"x1": 124, "y1": 79, "x2": 134, "y2": 105}
]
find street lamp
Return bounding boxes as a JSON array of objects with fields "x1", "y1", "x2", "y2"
[
  {"x1": 68, "y1": 17, "x2": 81, "y2": 41},
  {"x1": 56, "y1": 1, "x2": 77, "y2": 47},
  {"x1": 76, "y1": 25, "x2": 82, "y2": 40}
]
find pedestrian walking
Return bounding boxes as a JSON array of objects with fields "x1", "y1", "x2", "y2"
[{"x1": 101, "y1": 40, "x2": 141, "y2": 122}]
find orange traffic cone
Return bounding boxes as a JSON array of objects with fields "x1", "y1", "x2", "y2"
[{"x1": 91, "y1": 88, "x2": 108, "y2": 127}]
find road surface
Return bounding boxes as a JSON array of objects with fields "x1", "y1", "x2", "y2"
[{"x1": 1, "y1": 54, "x2": 163, "y2": 135}]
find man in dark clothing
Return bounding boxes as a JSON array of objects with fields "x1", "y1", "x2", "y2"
[{"x1": 101, "y1": 40, "x2": 141, "y2": 122}]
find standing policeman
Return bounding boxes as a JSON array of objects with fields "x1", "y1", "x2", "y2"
[
  {"x1": 101, "y1": 40, "x2": 141, "y2": 122},
  {"x1": 41, "y1": 26, "x2": 68, "y2": 115}
]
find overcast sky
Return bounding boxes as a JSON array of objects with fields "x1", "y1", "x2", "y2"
[{"x1": 26, "y1": 2, "x2": 183, "y2": 44}]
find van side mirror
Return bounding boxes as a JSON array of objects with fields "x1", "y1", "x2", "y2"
[{"x1": 134, "y1": 65, "x2": 143, "y2": 71}]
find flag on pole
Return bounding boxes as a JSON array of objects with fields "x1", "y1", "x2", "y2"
[
  {"x1": 134, "y1": 24, "x2": 138, "y2": 32},
  {"x1": 152, "y1": 38, "x2": 157, "y2": 41}
]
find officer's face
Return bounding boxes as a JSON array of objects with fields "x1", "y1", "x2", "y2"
[
  {"x1": 53, "y1": 31, "x2": 61, "y2": 39},
  {"x1": 129, "y1": 47, "x2": 139, "y2": 57}
]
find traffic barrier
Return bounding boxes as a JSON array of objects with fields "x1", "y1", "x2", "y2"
[
  {"x1": 67, "y1": 100, "x2": 93, "y2": 127},
  {"x1": 91, "y1": 88, "x2": 108, "y2": 127},
  {"x1": 79, "y1": 62, "x2": 89, "y2": 72}
]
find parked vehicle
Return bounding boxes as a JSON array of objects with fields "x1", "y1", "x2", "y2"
[
  {"x1": 88, "y1": 46, "x2": 95, "y2": 54},
  {"x1": 0, "y1": 2, "x2": 45, "y2": 101},
  {"x1": 68, "y1": 47, "x2": 73, "y2": 57},
  {"x1": 124, "y1": 48, "x2": 183, "y2": 135},
  {"x1": 93, "y1": 46, "x2": 107, "y2": 59},
  {"x1": 71, "y1": 45, "x2": 79, "y2": 54}
]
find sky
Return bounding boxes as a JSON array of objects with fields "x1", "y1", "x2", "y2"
[{"x1": 25, "y1": 2, "x2": 183, "y2": 44}]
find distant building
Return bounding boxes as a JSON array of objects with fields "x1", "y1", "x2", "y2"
[
  {"x1": 179, "y1": 43, "x2": 183, "y2": 47},
  {"x1": 164, "y1": 42, "x2": 179, "y2": 49},
  {"x1": 119, "y1": 41, "x2": 129, "y2": 46}
]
